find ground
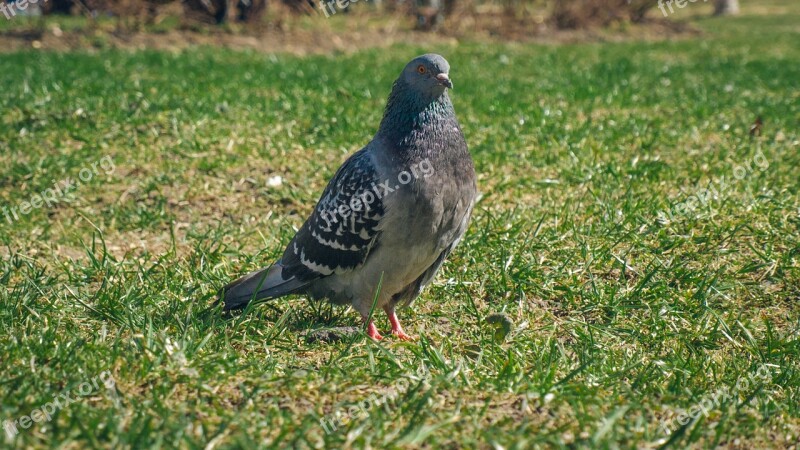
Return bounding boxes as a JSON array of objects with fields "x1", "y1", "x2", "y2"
[{"x1": 0, "y1": 1, "x2": 799, "y2": 449}]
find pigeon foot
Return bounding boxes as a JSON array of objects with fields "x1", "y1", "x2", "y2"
[
  {"x1": 364, "y1": 319, "x2": 384, "y2": 341},
  {"x1": 385, "y1": 307, "x2": 415, "y2": 341}
]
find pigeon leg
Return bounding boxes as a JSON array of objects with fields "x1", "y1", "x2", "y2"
[
  {"x1": 384, "y1": 306, "x2": 414, "y2": 341},
  {"x1": 362, "y1": 316, "x2": 384, "y2": 341}
]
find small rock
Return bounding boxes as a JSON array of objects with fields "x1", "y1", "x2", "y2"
[{"x1": 485, "y1": 313, "x2": 514, "y2": 342}]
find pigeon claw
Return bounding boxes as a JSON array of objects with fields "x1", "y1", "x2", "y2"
[
  {"x1": 385, "y1": 307, "x2": 414, "y2": 341},
  {"x1": 364, "y1": 320, "x2": 384, "y2": 341},
  {"x1": 392, "y1": 330, "x2": 415, "y2": 341}
]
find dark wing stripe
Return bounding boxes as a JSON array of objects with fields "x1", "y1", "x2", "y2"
[{"x1": 279, "y1": 148, "x2": 384, "y2": 281}]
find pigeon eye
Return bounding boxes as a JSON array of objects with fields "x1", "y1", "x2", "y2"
[{"x1": 417, "y1": 65, "x2": 426, "y2": 74}]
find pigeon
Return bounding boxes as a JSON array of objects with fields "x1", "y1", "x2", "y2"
[{"x1": 220, "y1": 54, "x2": 477, "y2": 341}]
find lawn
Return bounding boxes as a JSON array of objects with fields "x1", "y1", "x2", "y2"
[{"x1": 1, "y1": 2, "x2": 799, "y2": 449}]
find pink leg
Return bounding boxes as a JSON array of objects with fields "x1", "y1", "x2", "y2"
[
  {"x1": 384, "y1": 306, "x2": 414, "y2": 341},
  {"x1": 362, "y1": 317, "x2": 383, "y2": 341}
]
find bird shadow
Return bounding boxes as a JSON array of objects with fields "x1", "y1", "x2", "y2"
[{"x1": 196, "y1": 293, "x2": 362, "y2": 344}]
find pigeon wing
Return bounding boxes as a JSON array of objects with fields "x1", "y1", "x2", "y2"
[{"x1": 279, "y1": 148, "x2": 385, "y2": 282}]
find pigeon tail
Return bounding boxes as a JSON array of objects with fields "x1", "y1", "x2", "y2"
[{"x1": 219, "y1": 263, "x2": 310, "y2": 311}]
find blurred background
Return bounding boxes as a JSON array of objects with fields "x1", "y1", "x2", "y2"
[{"x1": 0, "y1": 0, "x2": 742, "y2": 53}]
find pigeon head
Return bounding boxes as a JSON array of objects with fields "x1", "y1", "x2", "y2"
[
  {"x1": 377, "y1": 54, "x2": 459, "y2": 146},
  {"x1": 400, "y1": 54, "x2": 453, "y2": 98}
]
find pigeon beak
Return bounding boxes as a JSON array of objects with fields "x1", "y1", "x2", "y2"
[{"x1": 436, "y1": 73, "x2": 453, "y2": 89}]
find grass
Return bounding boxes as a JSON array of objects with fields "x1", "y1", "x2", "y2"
[{"x1": 1, "y1": 2, "x2": 799, "y2": 448}]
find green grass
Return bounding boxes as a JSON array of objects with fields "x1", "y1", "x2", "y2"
[{"x1": 1, "y1": 3, "x2": 800, "y2": 449}]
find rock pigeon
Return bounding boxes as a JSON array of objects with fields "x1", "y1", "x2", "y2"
[{"x1": 220, "y1": 54, "x2": 477, "y2": 341}]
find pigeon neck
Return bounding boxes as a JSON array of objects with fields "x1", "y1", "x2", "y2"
[{"x1": 377, "y1": 80, "x2": 456, "y2": 150}]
